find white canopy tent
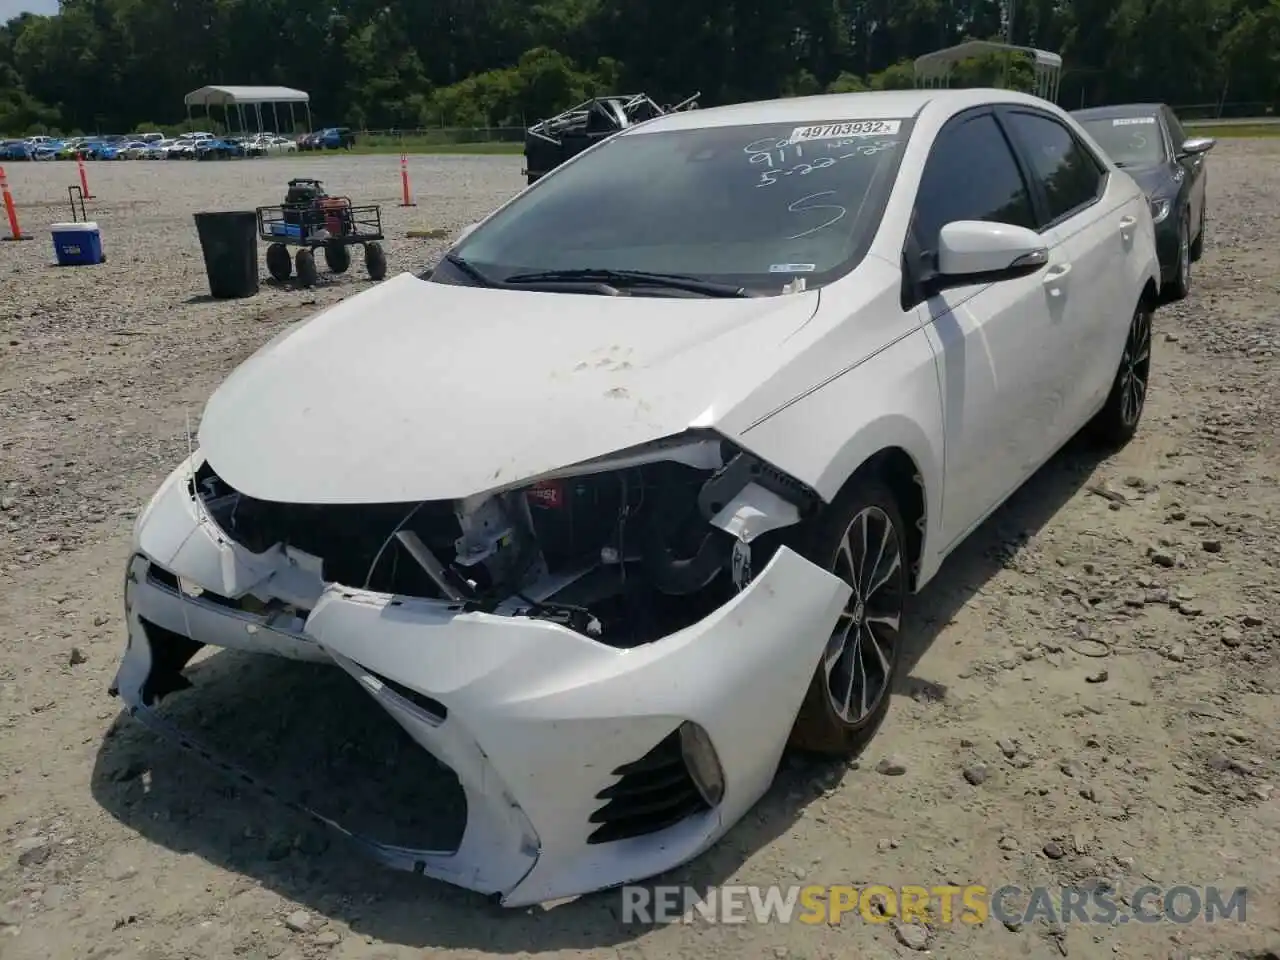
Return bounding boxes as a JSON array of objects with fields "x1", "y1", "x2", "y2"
[
  {"x1": 914, "y1": 40, "x2": 1062, "y2": 102},
  {"x1": 183, "y1": 85, "x2": 313, "y2": 136}
]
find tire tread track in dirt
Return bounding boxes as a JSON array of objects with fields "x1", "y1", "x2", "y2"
[{"x1": 0, "y1": 148, "x2": 1276, "y2": 959}]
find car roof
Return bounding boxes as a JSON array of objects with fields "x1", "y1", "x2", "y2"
[
  {"x1": 1072, "y1": 103, "x2": 1167, "y2": 121},
  {"x1": 625, "y1": 87, "x2": 1062, "y2": 136}
]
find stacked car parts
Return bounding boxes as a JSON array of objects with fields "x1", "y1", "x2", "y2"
[{"x1": 522, "y1": 92, "x2": 700, "y2": 185}]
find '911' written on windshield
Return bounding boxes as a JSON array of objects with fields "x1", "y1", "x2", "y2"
[{"x1": 744, "y1": 133, "x2": 903, "y2": 189}]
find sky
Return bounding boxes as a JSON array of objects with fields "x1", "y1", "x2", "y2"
[{"x1": 2, "y1": 0, "x2": 58, "y2": 21}]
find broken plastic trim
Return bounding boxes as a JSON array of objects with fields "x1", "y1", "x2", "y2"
[
  {"x1": 521, "y1": 429, "x2": 728, "y2": 482},
  {"x1": 186, "y1": 430, "x2": 822, "y2": 644},
  {"x1": 395, "y1": 529, "x2": 467, "y2": 601},
  {"x1": 698, "y1": 449, "x2": 820, "y2": 525},
  {"x1": 698, "y1": 449, "x2": 819, "y2": 592},
  {"x1": 526, "y1": 431, "x2": 819, "y2": 541}
]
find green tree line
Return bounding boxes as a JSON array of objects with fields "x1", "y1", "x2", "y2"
[{"x1": 1, "y1": 0, "x2": 1278, "y2": 135}]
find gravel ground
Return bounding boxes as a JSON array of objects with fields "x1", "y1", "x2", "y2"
[{"x1": 0, "y1": 145, "x2": 1278, "y2": 960}]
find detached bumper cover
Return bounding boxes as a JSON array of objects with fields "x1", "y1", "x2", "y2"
[{"x1": 112, "y1": 457, "x2": 851, "y2": 906}]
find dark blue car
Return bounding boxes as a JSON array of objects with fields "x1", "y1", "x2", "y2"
[
  {"x1": 195, "y1": 138, "x2": 246, "y2": 160},
  {"x1": 0, "y1": 140, "x2": 34, "y2": 161},
  {"x1": 317, "y1": 127, "x2": 356, "y2": 149}
]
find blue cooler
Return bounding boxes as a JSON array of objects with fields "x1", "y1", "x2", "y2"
[{"x1": 51, "y1": 221, "x2": 104, "y2": 266}]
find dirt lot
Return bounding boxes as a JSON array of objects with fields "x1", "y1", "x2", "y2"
[{"x1": 1, "y1": 145, "x2": 1278, "y2": 960}]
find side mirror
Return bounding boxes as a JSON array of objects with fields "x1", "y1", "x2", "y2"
[
  {"x1": 1178, "y1": 136, "x2": 1216, "y2": 158},
  {"x1": 934, "y1": 221, "x2": 1048, "y2": 286}
]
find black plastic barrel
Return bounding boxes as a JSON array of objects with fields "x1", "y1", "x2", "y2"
[{"x1": 193, "y1": 211, "x2": 260, "y2": 298}]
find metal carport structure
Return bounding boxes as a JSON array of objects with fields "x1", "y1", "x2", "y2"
[
  {"x1": 183, "y1": 85, "x2": 313, "y2": 135},
  {"x1": 914, "y1": 40, "x2": 1062, "y2": 102}
]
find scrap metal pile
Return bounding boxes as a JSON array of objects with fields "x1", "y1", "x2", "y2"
[{"x1": 522, "y1": 92, "x2": 700, "y2": 184}]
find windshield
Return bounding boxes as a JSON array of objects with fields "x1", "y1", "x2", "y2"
[
  {"x1": 1079, "y1": 116, "x2": 1166, "y2": 166},
  {"x1": 443, "y1": 117, "x2": 914, "y2": 294}
]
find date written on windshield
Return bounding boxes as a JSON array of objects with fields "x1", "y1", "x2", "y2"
[
  {"x1": 753, "y1": 139, "x2": 900, "y2": 187},
  {"x1": 789, "y1": 118, "x2": 902, "y2": 143}
]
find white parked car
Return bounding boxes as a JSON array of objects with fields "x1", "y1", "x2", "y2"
[
  {"x1": 111, "y1": 88, "x2": 1159, "y2": 907},
  {"x1": 257, "y1": 134, "x2": 298, "y2": 155},
  {"x1": 118, "y1": 140, "x2": 151, "y2": 159},
  {"x1": 166, "y1": 138, "x2": 197, "y2": 159}
]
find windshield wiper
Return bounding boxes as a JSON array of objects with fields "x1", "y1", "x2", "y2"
[
  {"x1": 503, "y1": 268, "x2": 751, "y2": 298},
  {"x1": 443, "y1": 253, "x2": 500, "y2": 287}
]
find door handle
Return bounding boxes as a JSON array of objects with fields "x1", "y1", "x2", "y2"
[
  {"x1": 1119, "y1": 214, "x2": 1137, "y2": 244},
  {"x1": 1042, "y1": 263, "x2": 1071, "y2": 296},
  {"x1": 1119, "y1": 215, "x2": 1137, "y2": 227}
]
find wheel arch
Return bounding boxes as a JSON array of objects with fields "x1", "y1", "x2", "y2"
[
  {"x1": 731, "y1": 337, "x2": 946, "y2": 593},
  {"x1": 795, "y1": 425, "x2": 937, "y2": 594},
  {"x1": 850, "y1": 446, "x2": 927, "y2": 592},
  {"x1": 1140, "y1": 275, "x2": 1159, "y2": 310}
]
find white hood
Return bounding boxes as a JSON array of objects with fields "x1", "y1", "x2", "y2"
[{"x1": 198, "y1": 273, "x2": 820, "y2": 503}]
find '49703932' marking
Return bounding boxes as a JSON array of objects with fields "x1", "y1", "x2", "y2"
[{"x1": 788, "y1": 118, "x2": 902, "y2": 143}]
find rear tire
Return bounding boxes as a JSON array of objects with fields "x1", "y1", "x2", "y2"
[
  {"x1": 1088, "y1": 298, "x2": 1153, "y2": 449},
  {"x1": 788, "y1": 478, "x2": 908, "y2": 756},
  {"x1": 295, "y1": 248, "x2": 318, "y2": 288}
]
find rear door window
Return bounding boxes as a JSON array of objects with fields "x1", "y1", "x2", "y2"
[{"x1": 1001, "y1": 110, "x2": 1107, "y2": 225}]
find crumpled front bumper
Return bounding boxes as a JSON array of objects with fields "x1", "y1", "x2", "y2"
[{"x1": 111, "y1": 455, "x2": 851, "y2": 906}]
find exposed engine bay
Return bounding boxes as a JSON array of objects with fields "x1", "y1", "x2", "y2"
[{"x1": 190, "y1": 432, "x2": 821, "y2": 647}]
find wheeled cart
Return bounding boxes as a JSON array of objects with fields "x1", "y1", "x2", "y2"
[{"x1": 255, "y1": 178, "x2": 388, "y2": 287}]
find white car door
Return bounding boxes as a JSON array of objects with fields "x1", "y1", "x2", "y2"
[
  {"x1": 999, "y1": 107, "x2": 1129, "y2": 431},
  {"x1": 905, "y1": 108, "x2": 1073, "y2": 549}
]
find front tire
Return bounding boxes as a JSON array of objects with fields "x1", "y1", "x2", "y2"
[
  {"x1": 265, "y1": 242, "x2": 291, "y2": 282},
  {"x1": 1165, "y1": 213, "x2": 1191, "y2": 301},
  {"x1": 1190, "y1": 202, "x2": 1206, "y2": 261},
  {"x1": 1088, "y1": 298, "x2": 1153, "y2": 449},
  {"x1": 323, "y1": 242, "x2": 351, "y2": 274},
  {"x1": 788, "y1": 478, "x2": 907, "y2": 756}
]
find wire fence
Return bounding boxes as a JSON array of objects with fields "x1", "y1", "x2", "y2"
[
  {"x1": 1168, "y1": 101, "x2": 1273, "y2": 121},
  {"x1": 356, "y1": 126, "x2": 527, "y2": 147}
]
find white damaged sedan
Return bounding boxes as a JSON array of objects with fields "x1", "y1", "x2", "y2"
[{"x1": 112, "y1": 87, "x2": 1160, "y2": 906}]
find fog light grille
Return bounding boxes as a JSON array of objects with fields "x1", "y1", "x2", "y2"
[{"x1": 586, "y1": 728, "x2": 711, "y2": 845}]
